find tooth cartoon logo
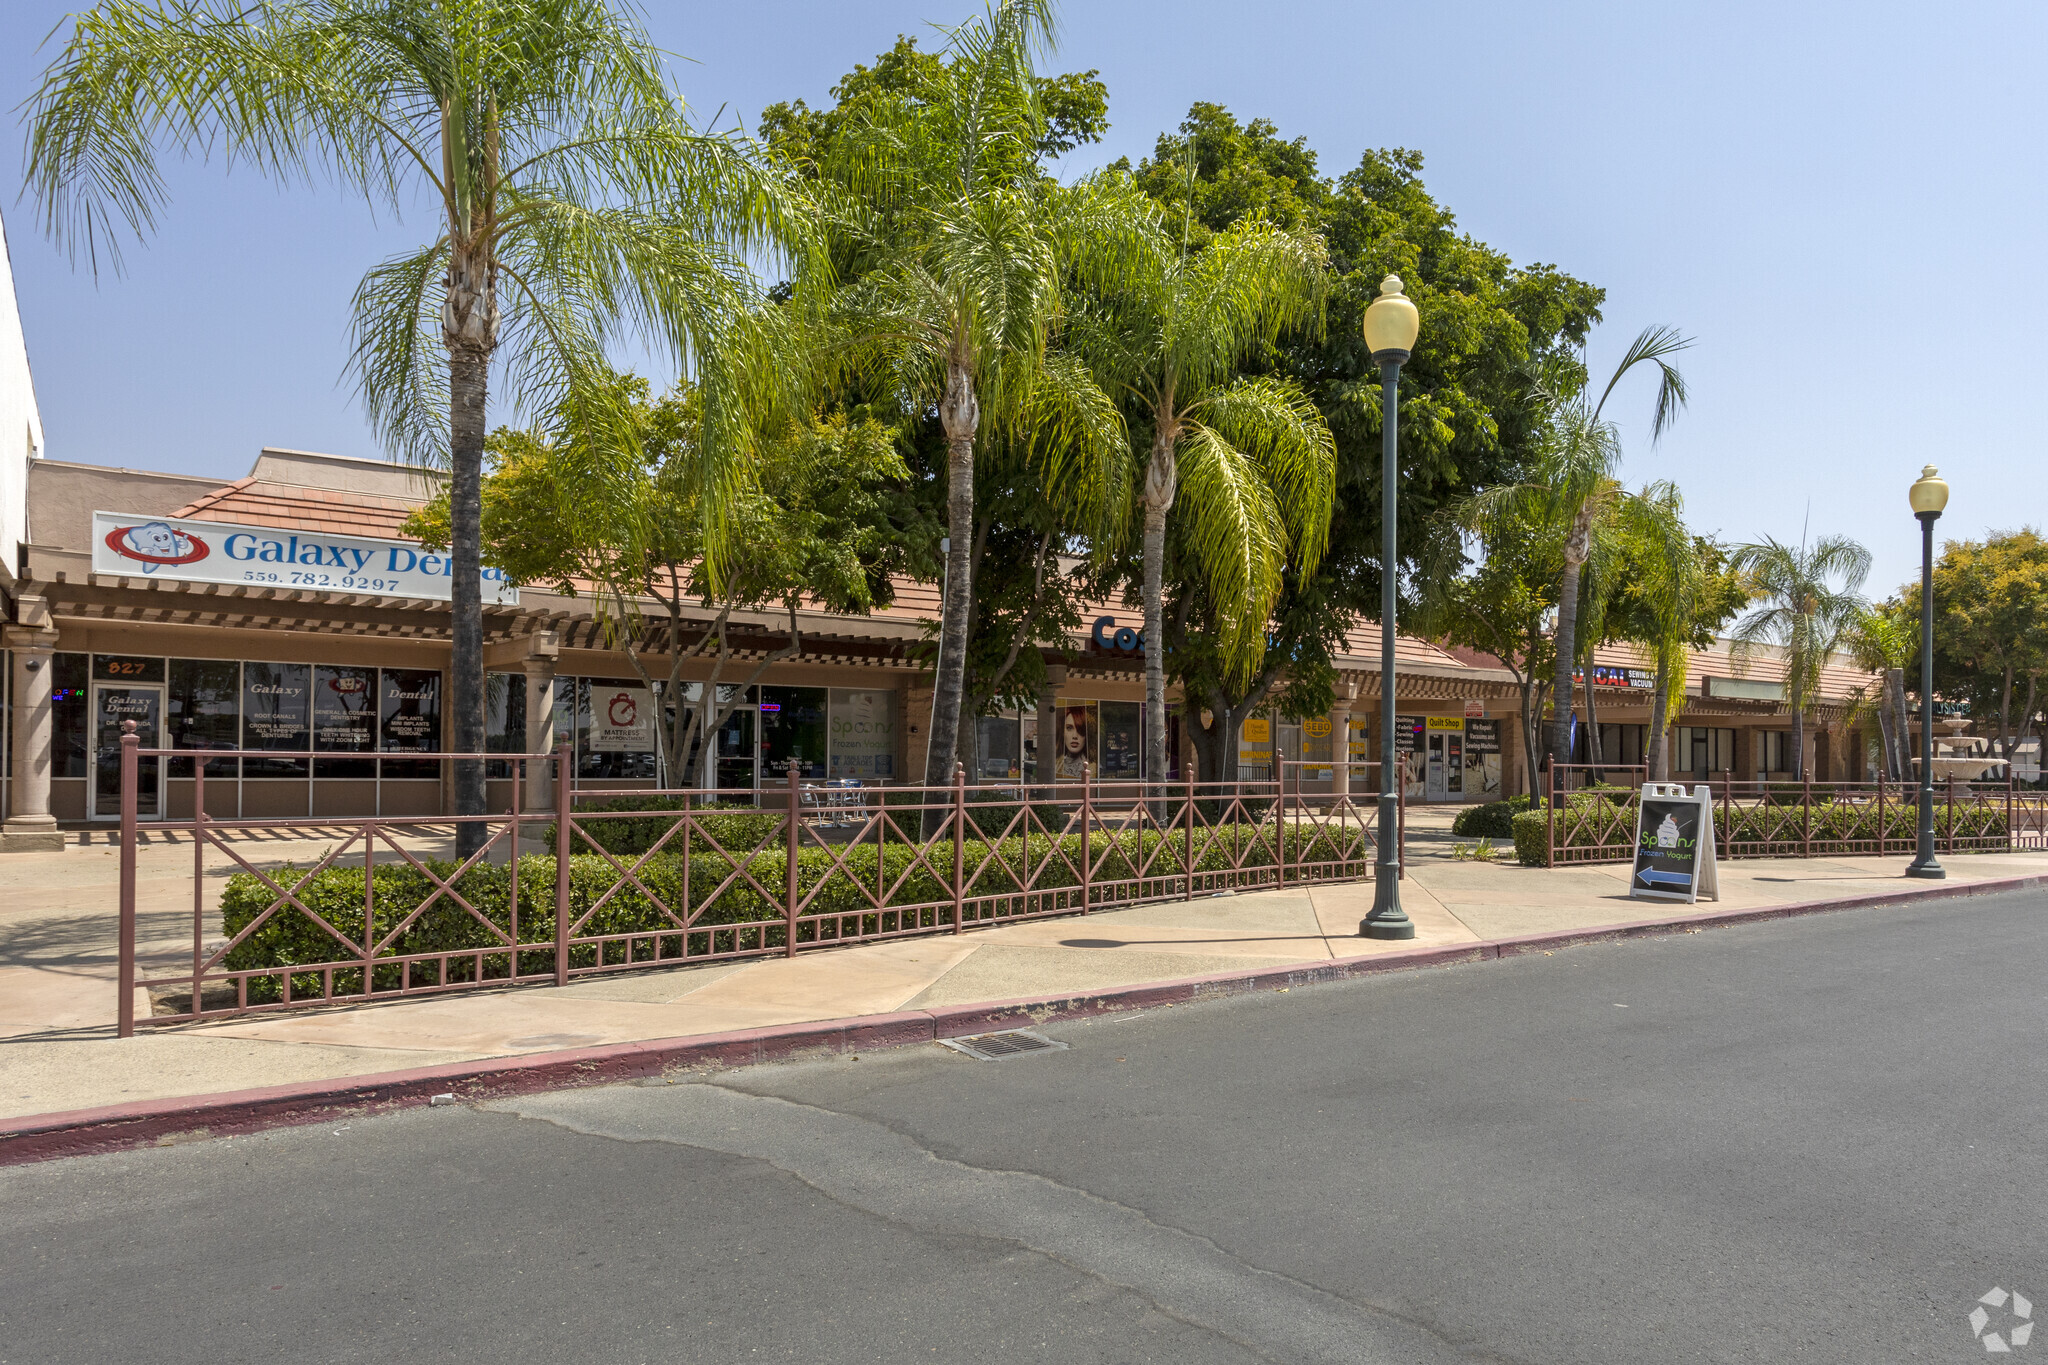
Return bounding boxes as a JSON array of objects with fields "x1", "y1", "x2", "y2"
[{"x1": 104, "y1": 521, "x2": 210, "y2": 570}]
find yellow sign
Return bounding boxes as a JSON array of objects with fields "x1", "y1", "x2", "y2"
[
  {"x1": 1241, "y1": 717, "x2": 1270, "y2": 743},
  {"x1": 1426, "y1": 716, "x2": 1465, "y2": 731},
  {"x1": 1303, "y1": 718, "x2": 1332, "y2": 739}
]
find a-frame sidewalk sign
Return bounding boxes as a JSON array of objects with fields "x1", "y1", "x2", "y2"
[{"x1": 1629, "y1": 783, "x2": 1719, "y2": 904}]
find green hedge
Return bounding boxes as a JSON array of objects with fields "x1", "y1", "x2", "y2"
[
  {"x1": 544, "y1": 796, "x2": 782, "y2": 858},
  {"x1": 1452, "y1": 796, "x2": 1532, "y2": 839},
  {"x1": 1511, "y1": 798, "x2": 2010, "y2": 867},
  {"x1": 1512, "y1": 810, "x2": 1550, "y2": 866},
  {"x1": 220, "y1": 821, "x2": 1368, "y2": 1003}
]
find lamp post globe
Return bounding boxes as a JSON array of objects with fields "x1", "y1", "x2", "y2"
[
  {"x1": 1906, "y1": 464, "x2": 1947, "y2": 879},
  {"x1": 1362, "y1": 275, "x2": 1419, "y2": 939}
]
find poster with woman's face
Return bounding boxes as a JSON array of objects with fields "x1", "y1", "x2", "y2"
[{"x1": 1057, "y1": 703, "x2": 1093, "y2": 778}]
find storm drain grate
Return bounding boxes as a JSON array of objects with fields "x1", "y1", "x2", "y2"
[{"x1": 938, "y1": 1029, "x2": 1069, "y2": 1061}]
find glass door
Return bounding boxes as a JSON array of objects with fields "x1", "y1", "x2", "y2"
[
  {"x1": 1425, "y1": 731, "x2": 1449, "y2": 802},
  {"x1": 93, "y1": 684, "x2": 164, "y2": 819},
  {"x1": 714, "y1": 705, "x2": 757, "y2": 793}
]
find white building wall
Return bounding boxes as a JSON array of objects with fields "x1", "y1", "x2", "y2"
[{"x1": 0, "y1": 209, "x2": 45, "y2": 585}]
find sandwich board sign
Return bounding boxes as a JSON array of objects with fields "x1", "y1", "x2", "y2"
[{"x1": 1629, "y1": 783, "x2": 1719, "y2": 903}]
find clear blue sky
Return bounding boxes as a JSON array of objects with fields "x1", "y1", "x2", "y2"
[{"x1": 7, "y1": 0, "x2": 2042, "y2": 599}]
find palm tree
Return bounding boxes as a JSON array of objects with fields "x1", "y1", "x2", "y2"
[
  {"x1": 1572, "y1": 480, "x2": 1693, "y2": 779},
  {"x1": 26, "y1": 0, "x2": 805, "y2": 848},
  {"x1": 1728, "y1": 533, "x2": 1872, "y2": 780},
  {"x1": 1844, "y1": 605, "x2": 1914, "y2": 781},
  {"x1": 1078, "y1": 164, "x2": 1334, "y2": 786},
  {"x1": 1463, "y1": 328, "x2": 1691, "y2": 782},
  {"x1": 812, "y1": 0, "x2": 1143, "y2": 793}
]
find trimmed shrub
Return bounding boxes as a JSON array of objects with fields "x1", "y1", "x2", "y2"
[
  {"x1": 218, "y1": 817, "x2": 1373, "y2": 1002},
  {"x1": 544, "y1": 796, "x2": 782, "y2": 859},
  {"x1": 1452, "y1": 796, "x2": 1532, "y2": 839},
  {"x1": 1511, "y1": 810, "x2": 1551, "y2": 866}
]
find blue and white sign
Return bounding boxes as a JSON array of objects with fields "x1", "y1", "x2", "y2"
[{"x1": 91, "y1": 510, "x2": 519, "y2": 605}]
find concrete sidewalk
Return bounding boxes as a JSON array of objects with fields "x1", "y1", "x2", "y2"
[{"x1": 6, "y1": 810, "x2": 2046, "y2": 1124}]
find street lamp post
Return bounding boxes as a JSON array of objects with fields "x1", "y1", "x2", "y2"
[
  {"x1": 1906, "y1": 465, "x2": 1948, "y2": 879},
  {"x1": 1361, "y1": 275, "x2": 1419, "y2": 940}
]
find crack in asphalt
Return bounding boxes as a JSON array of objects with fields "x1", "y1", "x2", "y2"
[{"x1": 487, "y1": 1080, "x2": 1514, "y2": 1365}]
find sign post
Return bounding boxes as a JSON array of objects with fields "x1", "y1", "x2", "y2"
[{"x1": 1629, "y1": 783, "x2": 1719, "y2": 903}]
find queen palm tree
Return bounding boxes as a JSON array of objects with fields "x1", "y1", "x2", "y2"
[
  {"x1": 26, "y1": 0, "x2": 806, "y2": 849},
  {"x1": 1076, "y1": 161, "x2": 1334, "y2": 787},
  {"x1": 1461, "y1": 327, "x2": 1691, "y2": 783},
  {"x1": 1728, "y1": 533, "x2": 1872, "y2": 780},
  {"x1": 811, "y1": 0, "x2": 1145, "y2": 795}
]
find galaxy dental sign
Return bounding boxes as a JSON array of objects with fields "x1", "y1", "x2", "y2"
[{"x1": 92, "y1": 512, "x2": 518, "y2": 606}]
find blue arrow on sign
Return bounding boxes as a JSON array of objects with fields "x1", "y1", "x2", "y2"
[{"x1": 1637, "y1": 868, "x2": 1693, "y2": 889}]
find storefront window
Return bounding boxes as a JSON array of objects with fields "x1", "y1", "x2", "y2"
[
  {"x1": 761, "y1": 686, "x2": 827, "y2": 781},
  {"x1": 242, "y1": 662, "x2": 309, "y2": 777},
  {"x1": 1099, "y1": 701, "x2": 1141, "y2": 778},
  {"x1": 574, "y1": 677, "x2": 658, "y2": 781},
  {"x1": 379, "y1": 668, "x2": 441, "y2": 779},
  {"x1": 485, "y1": 672, "x2": 528, "y2": 779},
  {"x1": 1020, "y1": 706, "x2": 1039, "y2": 782},
  {"x1": 975, "y1": 713, "x2": 1019, "y2": 781},
  {"x1": 1057, "y1": 702, "x2": 1096, "y2": 780},
  {"x1": 1465, "y1": 719, "x2": 1503, "y2": 796},
  {"x1": 313, "y1": 665, "x2": 376, "y2": 778},
  {"x1": 827, "y1": 688, "x2": 895, "y2": 781},
  {"x1": 53, "y1": 653, "x2": 90, "y2": 779},
  {"x1": 168, "y1": 659, "x2": 240, "y2": 777}
]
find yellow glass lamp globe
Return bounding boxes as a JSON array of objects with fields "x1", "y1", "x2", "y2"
[
  {"x1": 1363, "y1": 275, "x2": 1420, "y2": 359},
  {"x1": 1908, "y1": 465, "x2": 1949, "y2": 515}
]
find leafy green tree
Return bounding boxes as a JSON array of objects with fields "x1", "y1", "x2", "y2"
[
  {"x1": 1461, "y1": 329, "x2": 1691, "y2": 781},
  {"x1": 406, "y1": 375, "x2": 905, "y2": 781},
  {"x1": 1846, "y1": 605, "x2": 1914, "y2": 781},
  {"x1": 784, "y1": 0, "x2": 1143, "y2": 795},
  {"x1": 1587, "y1": 487, "x2": 1744, "y2": 781},
  {"x1": 1120, "y1": 108, "x2": 1604, "y2": 779},
  {"x1": 27, "y1": 0, "x2": 804, "y2": 844},
  {"x1": 1916, "y1": 528, "x2": 2048, "y2": 762},
  {"x1": 1728, "y1": 534, "x2": 1872, "y2": 780},
  {"x1": 1076, "y1": 158, "x2": 1334, "y2": 787},
  {"x1": 1420, "y1": 509, "x2": 1562, "y2": 796}
]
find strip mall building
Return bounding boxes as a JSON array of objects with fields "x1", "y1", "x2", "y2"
[{"x1": 0, "y1": 440, "x2": 1889, "y2": 847}]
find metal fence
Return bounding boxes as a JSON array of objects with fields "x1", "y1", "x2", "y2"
[
  {"x1": 112, "y1": 727, "x2": 1395, "y2": 1034},
  {"x1": 1543, "y1": 763, "x2": 2045, "y2": 864}
]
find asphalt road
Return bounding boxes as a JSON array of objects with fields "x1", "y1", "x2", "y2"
[{"x1": 6, "y1": 889, "x2": 2048, "y2": 1364}]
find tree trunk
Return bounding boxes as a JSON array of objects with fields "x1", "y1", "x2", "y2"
[
  {"x1": 446, "y1": 344, "x2": 489, "y2": 856},
  {"x1": 1549, "y1": 540, "x2": 1588, "y2": 794},
  {"x1": 1998, "y1": 664, "x2": 2015, "y2": 760},
  {"x1": 443, "y1": 238, "x2": 498, "y2": 858},
  {"x1": 1885, "y1": 668, "x2": 1911, "y2": 781},
  {"x1": 1790, "y1": 692, "x2": 1806, "y2": 782},
  {"x1": 1584, "y1": 656, "x2": 1604, "y2": 779},
  {"x1": 1519, "y1": 677, "x2": 1544, "y2": 800},
  {"x1": 1142, "y1": 424, "x2": 1176, "y2": 793},
  {"x1": 925, "y1": 355, "x2": 979, "y2": 825},
  {"x1": 1648, "y1": 655, "x2": 1670, "y2": 783},
  {"x1": 1873, "y1": 683, "x2": 1895, "y2": 784}
]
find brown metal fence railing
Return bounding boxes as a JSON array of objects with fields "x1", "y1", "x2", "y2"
[
  {"x1": 113, "y1": 726, "x2": 1390, "y2": 1034},
  {"x1": 1542, "y1": 761, "x2": 2038, "y2": 865}
]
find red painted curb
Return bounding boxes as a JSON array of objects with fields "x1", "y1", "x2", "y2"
[{"x1": 5, "y1": 870, "x2": 2040, "y2": 1166}]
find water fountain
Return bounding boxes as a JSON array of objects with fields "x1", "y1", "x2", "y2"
[{"x1": 1912, "y1": 717, "x2": 2009, "y2": 786}]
